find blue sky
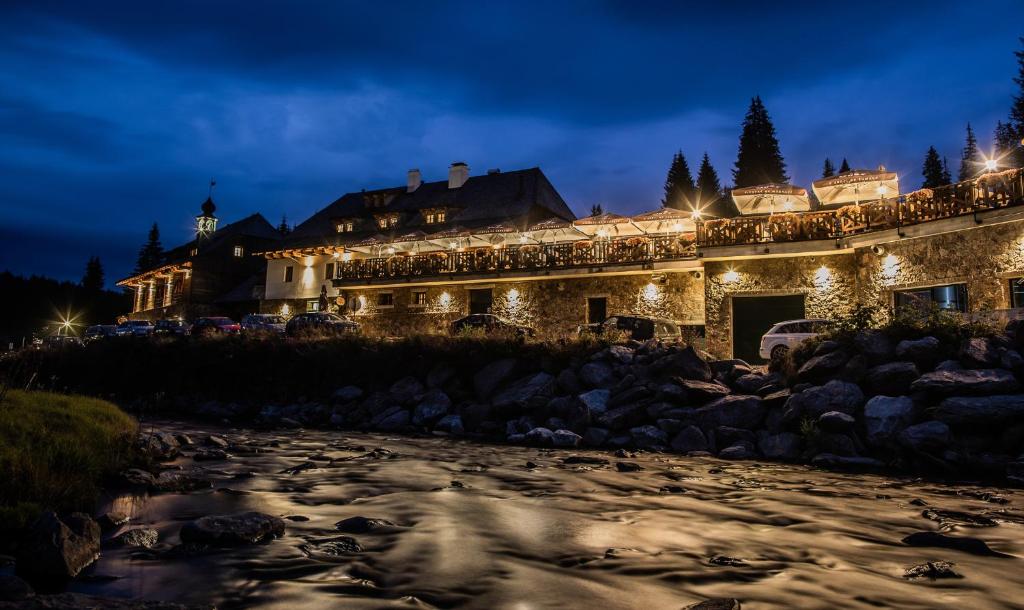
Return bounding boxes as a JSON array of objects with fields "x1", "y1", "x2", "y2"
[{"x1": 0, "y1": 1, "x2": 1021, "y2": 282}]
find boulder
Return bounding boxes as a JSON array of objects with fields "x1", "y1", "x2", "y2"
[
  {"x1": 863, "y1": 395, "x2": 914, "y2": 446},
  {"x1": 193, "y1": 449, "x2": 228, "y2": 461},
  {"x1": 0, "y1": 574, "x2": 33, "y2": 602},
  {"x1": 95, "y1": 512, "x2": 129, "y2": 531},
  {"x1": 389, "y1": 376, "x2": 425, "y2": 404},
  {"x1": 597, "y1": 403, "x2": 647, "y2": 431},
  {"x1": 718, "y1": 441, "x2": 756, "y2": 460},
  {"x1": 629, "y1": 425, "x2": 668, "y2": 448},
  {"x1": 935, "y1": 359, "x2": 962, "y2": 372},
  {"x1": 412, "y1": 390, "x2": 452, "y2": 426},
  {"x1": 895, "y1": 336, "x2": 941, "y2": 368},
  {"x1": 578, "y1": 389, "x2": 611, "y2": 415},
  {"x1": 899, "y1": 421, "x2": 951, "y2": 452},
  {"x1": 671, "y1": 425, "x2": 708, "y2": 453},
  {"x1": 179, "y1": 512, "x2": 285, "y2": 546},
  {"x1": 854, "y1": 329, "x2": 895, "y2": 364},
  {"x1": 335, "y1": 516, "x2": 396, "y2": 533},
  {"x1": 683, "y1": 599, "x2": 741, "y2": 610},
  {"x1": 797, "y1": 349, "x2": 849, "y2": 381},
  {"x1": 672, "y1": 378, "x2": 731, "y2": 403},
  {"x1": 137, "y1": 432, "x2": 179, "y2": 461},
  {"x1": 333, "y1": 385, "x2": 364, "y2": 403},
  {"x1": 120, "y1": 468, "x2": 157, "y2": 487},
  {"x1": 492, "y1": 372, "x2": 554, "y2": 412},
  {"x1": 582, "y1": 427, "x2": 610, "y2": 447},
  {"x1": 474, "y1": 358, "x2": 518, "y2": 398},
  {"x1": 662, "y1": 346, "x2": 713, "y2": 381},
  {"x1": 376, "y1": 408, "x2": 411, "y2": 431},
  {"x1": 864, "y1": 361, "x2": 919, "y2": 396},
  {"x1": 814, "y1": 340, "x2": 841, "y2": 356},
  {"x1": 817, "y1": 432, "x2": 858, "y2": 457},
  {"x1": 714, "y1": 426, "x2": 756, "y2": 447},
  {"x1": 608, "y1": 345, "x2": 634, "y2": 364},
  {"x1": 17, "y1": 512, "x2": 100, "y2": 580},
  {"x1": 552, "y1": 429, "x2": 583, "y2": 448},
  {"x1": 933, "y1": 394, "x2": 1024, "y2": 426},
  {"x1": 782, "y1": 380, "x2": 864, "y2": 424},
  {"x1": 113, "y1": 528, "x2": 159, "y2": 549},
  {"x1": 732, "y1": 373, "x2": 768, "y2": 394},
  {"x1": 910, "y1": 369, "x2": 1019, "y2": 397},
  {"x1": 817, "y1": 411, "x2": 855, "y2": 433},
  {"x1": 695, "y1": 395, "x2": 766, "y2": 430},
  {"x1": 579, "y1": 361, "x2": 615, "y2": 388},
  {"x1": 426, "y1": 362, "x2": 457, "y2": 389},
  {"x1": 524, "y1": 427, "x2": 555, "y2": 446},
  {"x1": 960, "y1": 337, "x2": 1000, "y2": 368},
  {"x1": 556, "y1": 368, "x2": 582, "y2": 395},
  {"x1": 757, "y1": 431, "x2": 802, "y2": 460},
  {"x1": 153, "y1": 469, "x2": 213, "y2": 492},
  {"x1": 434, "y1": 414, "x2": 465, "y2": 434}
]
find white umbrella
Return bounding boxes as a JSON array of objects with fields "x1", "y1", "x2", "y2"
[
  {"x1": 526, "y1": 217, "x2": 587, "y2": 242},
  {"x1": 812, "y1": 168, "x2": 900, "y2": 208},
  {"x1": 630, "y1": 207, "x2": 697, "y2": 233},
  {"x1": 572, "y1": 212, "x2": 643, "y2": 237},
  {"x1": 731, "y1": 183, "x2": 810, "y2": 215}
]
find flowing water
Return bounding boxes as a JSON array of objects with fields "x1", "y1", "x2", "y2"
[{"x1": 72, "y1": 422, "x2": 1024, "y2": 609}]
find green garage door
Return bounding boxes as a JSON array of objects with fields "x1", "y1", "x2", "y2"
[{"x1": 731, "y1": 294, "x2": 805, "y2": 363}]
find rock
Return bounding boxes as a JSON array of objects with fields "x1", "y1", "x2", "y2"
[
  {"x1": 817, "y1": 432, "x2": 858, "y2": 457},
  {"x1": 524, "y1": 427, "x2": 555, "y2": 446},
  {"x1": 810, "y1": 454, "x2": 885, "y2": 470},
  {"x1": 854, "y1": 329, "x2": 895, "y2": 363},
  {"x1": 389, "y1": 376, "x2": 425, "y2": 404},
  {"x1": 193, "y1": 449, "x2": 228, "y2": 461},
  {"x1": 817, "y1": 411, "x2": 855, "y2": 433},
  {"x1": 797, "y1": 349, "x2": 849, "y2": 381},
  {"x1": 120, "y1": 468, "x2": 157, "y2": 487},
  {"x1": 863, "y1": 396, "x2": 915, "y2": 446},
  {"x1": 960, "y1": 337, "x2": 1000, "y2": 368},
  {"x1": 376, "y1": 408, "x2": 411, "y2": 431},
  {"x1": 757, "y1": 432, "x2": 801, "y2": 460},
  {"x1": 903, "y1": 560, "x2": 962, "y2": 579},
  {"x1": 552, "y1": 429, "x2": 583, "y2": 447},
  {"x1": 137, "y1": 432, "x2": 179, "y2": 461},
  {"x1": 656, "y1": 381, "x2": 687, "y2": 403},
  {"x1": 0, "y1": 574, "x2": 33, "y2": 601},
  {"x1": 864, "y1": 361, "x2": 919, "y2": 396},
  {"x1": 761, "y1": 389, "x2": 790, "y2": 409},
  {"x1": 434, "y1": 414, "x2": 465, "y2": 434},
  {"x1": 206, "y1": 435, "x2": 229, "y2": 448},
  {"x1": 413, "y1": 389, "x2": 452, "y2": 426},
  {"x1": 556, "y1": 368, "x2": 582, "y2": 395},
  {"x1": 899, "y1": 421, "x2": 951, "y2": 452},
  {"x1": 683, "y1": 599, "x2": 741, "y2": 610},
  {"x1": 563, "y1": 455, "x2": 609, "y2": 465},
  {"x1": 179, "y1": 512, "x2": 285, "y2": 546},
  {"x1": 492, "y1": 372, "x2": 554, "y2": 412},
  {"x1": 113, "y1": 528, "x2": 158, "y2": 549},
  {"x1": 474, "y1": 358, "x2": 518, "y2": 398},
  {"x1": 902, "y1": 531, "x2": 1011, "y2": 557},
  {"x1": 671, "y1": 426, "x2": 709, "y2": 453},
  {"x1": 921, "y1": 509, "x2": 998, "y2": 527},
  {"x1": 153, "y1": 469, "x2": 213, "y2": 492},
  {"x1": 719, "y1": 441, "x2": 756, "y2": 460},
  {"x1": 935, "y1": 359, "x2": 963, "y2": 371},
  {"x1": 580, "y1": 361, "x2": 615, "y2": 388},
  {"x1": 695, "y1": 395, "x2": 766, "y2": 430},
  {"x1": 333, "y1": 385, "x2": 364, "y2": 403},
  {"x1": 582, "y1": 427, "x2": 610, "y2": 447},
  {"x1": 300, "y1": 536, "x2": 363, "y2": 560},
  {"x1": 782, "y1": 380, "x2": 863, "y2": 424},
  {"x1": 608, "y1": 345, "x2": 634, "y2": 363},
  {"x1": 715, "y1": 426, "x2": 755, "y2": 447},
  {"x1": 578, "y1": 389, "x2": 611, "y2": 416},
  {"x1": 17, "y1": 512, "x2": 100, "y2": 580},
  {"x1": 910, "y1": 369, "x2": 1020, "y2": 397},
  {"x1": 334, "y1": 516, "x2": 396, "y2": 533},
  {"x1": 895, "y1": 336, "x2": 941, "y2": 367},
  {"x1": 661, "y1": 346, "x2": 712, "y2": 381},
  {"x1": 629, "y1": 425, "x2": 668, "y2": 448},
  {"x1": 672, "y1": 378, "x2": 731, "y2": 403},
  {"x1": 426, "y1": 362, "x2": 456, "y2": 389},
  {"x1": 95, "y1": 512, "x2": 129, "y2": 531},
  {"x1": 597, "y1": 403, "x2": 647, "y2": 431},
  {"x1": 608, "y1": 385, "x2": 650, "y2": 407},
  {"x1": 732, "y1": 373, "x2": 768, "y2": 394},
  {"x1": 615, "y1": 461, "x2": 643, "y2": 472},
  {"x1": 933, "y1": 394, "x2": 1024, "y2": 425}
]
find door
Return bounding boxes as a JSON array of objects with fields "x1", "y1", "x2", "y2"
[
  {"x1": 731, "y1": 294, "x2": 805, "y2": 363},
  {"x1": 468, "y1": 288, "x2": 493, "y2": 315},
  {"x1": 587, "y1": 297, "x2": 607, "y2": 324}
]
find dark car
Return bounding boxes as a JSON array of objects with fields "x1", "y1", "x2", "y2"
[
  {"x1": 450, "y1": 313, "x2": 534, "y2": 337},
  {"x1": 578, "y1": 315, "x2": 683, "y2": 342},
  {"x1": 84, "y1": 324, "x2": 117, "y2": 342},
  {"x1": 285, "y1": 312, "x2": 360, "y2": 336},
  {"x1": 154, "y1": 318, "x2": 189, "y2": 337},
  {"x1": 241, "y1": 314, "x2": 287, "y2": 334},
  {"x1": 190, "y1": 316, "x2": 241, "y2": 336},
  {"x1": 115, "y1": 319, "x2": 154, "y2": 337}
]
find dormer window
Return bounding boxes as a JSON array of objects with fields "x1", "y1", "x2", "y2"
[
  {"x1": 423, "y1": 208, "x2": 447, "y2": 224},
  {"x1": 336, "y1": 220, "x2": 355, "y2": 233},
  {"x1": 233, "y1": 245, "x2": 244, "y2": 257},
  {"x1": 375, "y1": 213, "x2": 399, "y2": 230}
]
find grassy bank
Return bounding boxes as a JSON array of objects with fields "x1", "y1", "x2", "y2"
[{"x1": 0, "y1": 390, "x2": 136, "y2": 532}]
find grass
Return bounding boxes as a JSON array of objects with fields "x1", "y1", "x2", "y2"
[{"x1": 0, "y1": 390, "x2": 136, "y2": 533}]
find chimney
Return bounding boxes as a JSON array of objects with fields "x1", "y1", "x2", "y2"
[
  {"x1": 448, "y1": 162, "x2": 469, "y2": 189},
  {"x1": 407, "y1": 168, "x2": 422, "y2": 193}
]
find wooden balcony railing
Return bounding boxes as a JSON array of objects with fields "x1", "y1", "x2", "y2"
[
  {"x1": 334, "y1": 235, "x2": 697, "y2": 282},
  {"x1": 697, "y1": 169, "x2": 1024, "y2": 247}
]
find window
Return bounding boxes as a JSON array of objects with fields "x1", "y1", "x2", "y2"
[
  {"x1": 411, "y1": 290, "x2": 428, "y2": 307},
  {"x1": 468, "y1": 288, "x2": 493, "y2": 314},
  {"x1": 336, "y1": 221, "x2": 354, "y2": 233},
  {"x1": 424, "y1": 209, "x2": 446, "y2": 224},
  {"x1": 325, "y1": 262, "x2": 335, "y2": 279},
  {"x1": 233, "y1": 245, "x2": 244, "y2": 257},
  {"x1": 895, "y1": 283, "x2": 967, "y2": 313},
  {"x1": 377, "y1": 292, "x2": 394, "y2": 308},
  {"x1": 306, "y1": 300, "x2": 320, "y2": 312},
  {"x1": 284, "y1": 266, "x2": 294, "y2": 283},
  {"x1": 375, "y1": 214, "x2": 398, "y2": 229},
  {"x1": 190, "y1": 248, "x2": 198, "y2": 256},
  {"x1": 587, "y1": 297, "x2": 607, "y2": 324},
  {"x1": 1011, "y1": 278, "x2": 1024, "y2": 308}
]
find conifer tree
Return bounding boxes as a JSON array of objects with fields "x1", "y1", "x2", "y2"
[
  {"x1": 839, "y1": 158, "x2": 851, "y2": 173},
  {"x1": 134, "y1": 223, "x2": 164, "y2": 274},
  {"x1": 81, "y1": 256, "x2": 104, "y2": 292},
  {"x1": 822, "y1": 158, "x2": 835, "y2": 178},
  {"x1": 994, "y1": 121, "x2": 1019, "y2": 169},
  {"x1": 277, "y1": 215, "x2": 291, "y2": 235},
  {"x1": 941, "y1": 157, "x2": 952, "y2": 186},
  {"x1": 732, "y1": 96, "x2": 788, "y2": 187},
  {"x1": 921, "y1": 146, "x2": 946, "y2": 189},
  {"x1": 1009, "y1": 37, "x2": 1024, "y2": 168},
  {"x1": 958, "y1": 123, "x2": 979, "y2": 181},
  {"x1": 590, "y1": 204, "x2": 603, "y2": 216},
  {"x1": 661, "y1": 151, "x2": 695, "y2": 209},
  {"x1": 696, "y1": 153, "x2": 728, "y2": 217}
]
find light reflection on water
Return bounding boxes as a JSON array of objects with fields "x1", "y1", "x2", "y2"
[{"x1": 71, "y1": 422, "x2": 1023, "y2": 609}]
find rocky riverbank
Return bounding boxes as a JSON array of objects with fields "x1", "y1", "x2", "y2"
[{"x1": 166, "y1": 321, "x2": 1024, "y2": 484}]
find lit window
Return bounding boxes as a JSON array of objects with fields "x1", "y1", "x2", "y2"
[
  {"x1": 336, "y1": 221, "x2": 354, "y2": 233},
  {"x1": 895, "y1": 284, "x2": 967, "y2": 313},
  {"x1": 306, "y1": 300, "x2": 319, "y2": 312},
  {"x1": 325, "y1": 262, "x2": 335, "y2": 279},
  {"x1": 1011, "y1": 278, "x2": 1024, "y2": 308},
  {"x1": 284, "y1": 266, "x2": 294, "y2": 283},
  {"x1": 424, "y1": 210, "x2": 446, "y2": 224},
  {"x1": 377, "y1": 292, "x2": 394, "y2": 308},
  {"x1": 190, "y1": 248, "x2": 198, "y2": 256},
  {"x1": 412, "y1": 290, "x2": 428, "y2": 306},
  {"x1": 233, "y1": 245, "x2": 244, "y2": 257},
  {"x1": 376, "y1": 214, "x2": 398, "y2": 229}
]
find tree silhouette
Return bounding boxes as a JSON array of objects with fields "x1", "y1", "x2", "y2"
[
  {"x1": 661, "y1": 151, "x2": 695, "y2": 210},
  {"x1": 822, "y1": 158, "x2": 835, "y2": 178},
  {"x1": 81, "y1": 256, "x2": 105, "y2": 292},
  {"x1": 839, "y1": 158, "x2": 851, "y2": 173},
  {"x1": 732, "y1": 96, "x2": 788, "y2": 187},
  {"x1": 134, "y1": 223, "x2": 164, "y2": 274},
  {"x1": 921, "y1": 146, "x2": 946, "y2": 189},
  {"x1": 277, "y1": 215, "x2": 291, "y2": 235},
  {"x1": 589, "y1": 204, "x2": 603, "y2": 216},
  {"x1": 958, "y1": 123, "x2": 979, "y2": 181}
]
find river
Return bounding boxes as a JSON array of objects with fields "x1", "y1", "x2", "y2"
[{"x1": 71, "y1": 421, "x2": 1023, "y2": 609}]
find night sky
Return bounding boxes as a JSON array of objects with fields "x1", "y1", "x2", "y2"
[{"x1": 1, "y1": 1, "x2": 1022, "y2": 283}]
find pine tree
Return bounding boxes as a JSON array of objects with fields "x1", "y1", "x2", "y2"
[
  {"x1": 81, "y1": 256, "x2": 104, "y2": 292},
  {"x1": 590, "y1": 204, "x2": 603, "y2": 216},
  {"x1": 732, "y1": 96, "x2": 789, "y2": 187},
  {"x1": 661, "y1": 151, "x2": 695, "y2": 209},
  {"x1": 958, "y1": 123, "x2": 979, "y2": 181},
  {"x1": 135, "y1": 222, "x2": 164, "y2": 274},
  {"x1": 921, "y1": 146, "x2": 946, "y2": 189},
  {"x1": 995, "y1": 121, "x2": 1019, "y2": 169},
  {"x1": 695, "y1": 153, "x2": 727, "y2": 217},
  {"x1": 822, "y1": 158, "x2": 835, "y2": 178},
  {"x1": 941, "y1": 157, "x2": 952, "y2": 186},
  {"x1": 1009, "y1": 37, "x2": 1024, "y2": 168},
  {"x1": 839, "y1": 158, "x2": 851, "y2": 173},
  {"x1": 278, "y1": 215, "x2": 291, "y2": 235}
]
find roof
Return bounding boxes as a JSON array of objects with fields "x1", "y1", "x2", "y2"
[
  {"x1": 163, "y1": 213, "x2": 281, "y2": 261},
  {"x1": 279, "y1": 167, "x2": 575, "y2": 251}
]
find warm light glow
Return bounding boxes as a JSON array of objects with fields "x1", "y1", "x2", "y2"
[
  {"x1": 304, "y1": 256, "x2": 313, "y2": 267},
  {"x1": 280, "y1": 303, "x2": 291, "y2": 316},
  {"x1": 642, "y1": 282, "x2": 661, "y2": 301},
  {"x1": 692, "y1": 209, "x2": 702, "y2": 220},
  {"x1": 596, "y1": 229, "x2": 608, "y2": 238},
  {"x1": 782, "y1": 200, "x2": 794, "y2": 211},
  {"x1": 449, "y1": 241, "x2": 458, "y2": 249},
  {"x1": 507, "y1": 287, "x2": 520, "y2": 301},
  {"x1": 881, "y1": 254, "x2": 900, "y2": 281},
  {"x1": 301, "y1": 265, "x2": 315, "y2": 287},
  {"x1": 519, "y1": 235, "x2": 529, "y2": 243},
  {"x1": 814, "y1": 265, "x2": 831, "y2": 290},
  {"x1": 386, "y1": 246, "x2": 396, "y2": 255},
  {"x1": 672, "y1": 222, "x2": 683, "y2": 232},
  {"x1": 438, "y1": 291, "x2": 452, "y2": 309},
  {"x1": 877, "y1": 185, "x2": 889, "y2": 197},
  {"x1": 984, "y1": 158, "x2": 998, "y2": 171},
  {"x1": 341, "y1": 251, "x2": 352, "y2": 262},
  {"x1": 723, "y1": 269, "x2": 740, "y2": 283},
  {"x1": 332, "y1": 251, "x2": 340, "y2": 258}
]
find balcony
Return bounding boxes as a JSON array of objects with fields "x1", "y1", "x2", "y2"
[
  {"x1": 333, "y1": 234, "x2": 697, "y2": 283},
  {"x1": 697, "y1": 169, "x2": 1024, "y2": 247}
]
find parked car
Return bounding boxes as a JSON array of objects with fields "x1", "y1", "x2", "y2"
[
  {"x1": 115, "y1": 319, "x2": 154, "y2": 337},
  {"x1": 190, "y1": 316, "x2": 241, "y2": 336},
  {"x1": 578, "y1": 315, "x2": 682, "y2": 342},
  {"x1": 285, "y1": 312, "x2": 360, "y2": 336},
  {"x1": 241, "y1": 313, "x2": 287, "y2": 334},
  {"x1": 45, "y1": 335, "x2": 83, "y2": 347},
  {"x1": 154, "y1": 318, "x2": 189, "y2": 337},
  {"x1": 759, "y1": 318, "x2": 833, "y2": 360},
  {"x1": 450, "y1": 313, "x2": 534, "y2": 337},
  {"x1": 84, "y1": 324, "x2": 117, "y2": 341}
]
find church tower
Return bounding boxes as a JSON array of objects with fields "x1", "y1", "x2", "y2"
[{"x1": 195, "y1": 180, "x2": 218, "y2": 241}]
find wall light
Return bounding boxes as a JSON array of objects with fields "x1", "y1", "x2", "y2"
[
  {"x1": 723, "y1": 269, "x2": 740, "y2": 283},
  {"x1": 814, "y1": 265, "x2": 831, "y2": 290},
  {"x1": 341, "y1": 252, "x2": 352, "y2": 262},
  {"x1": 642, "y1": 282, "x2": 661, "y2": 301},
  {"x1": 438, "y1": 291, "x2": 452, "y2": 309},
  {"x1": 881, "y1": 254, "x2": 900, "y2": 281}
]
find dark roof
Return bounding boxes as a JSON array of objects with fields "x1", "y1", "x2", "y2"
[
  {"x1": 216, "y1": 273, "x2": 264, "y2": 303},
  {"x1": 163, "y1": 213, "x2": 281, "y2": 261},
  {"x1": 280, "y1": 167, "x2": 575, "y2": 250}
]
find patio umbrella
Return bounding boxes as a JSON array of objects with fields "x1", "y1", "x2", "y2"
[
  {"x1": 572, "y1": 212, "x2": 643, "y2": 237},
  {"x1": 731, "y1": 183, "x2": 810, "y2": 215},
  {"x1": 525, "y1": 217, "x2": 587, "y2": 242},
  {"x1": 630, "y1": 207, "x2": 697, "y2": 233},
  {"x1": 812, "y1": 168, "x2": 900, "y2": 208}
]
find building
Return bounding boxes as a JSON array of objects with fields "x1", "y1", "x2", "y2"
[
  {"x1": 259, "y1": 162, "x2": 1024, "y2": 360},
  {"x1": 118, "y1": 197, "x2": 282, "y2": 320}
]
